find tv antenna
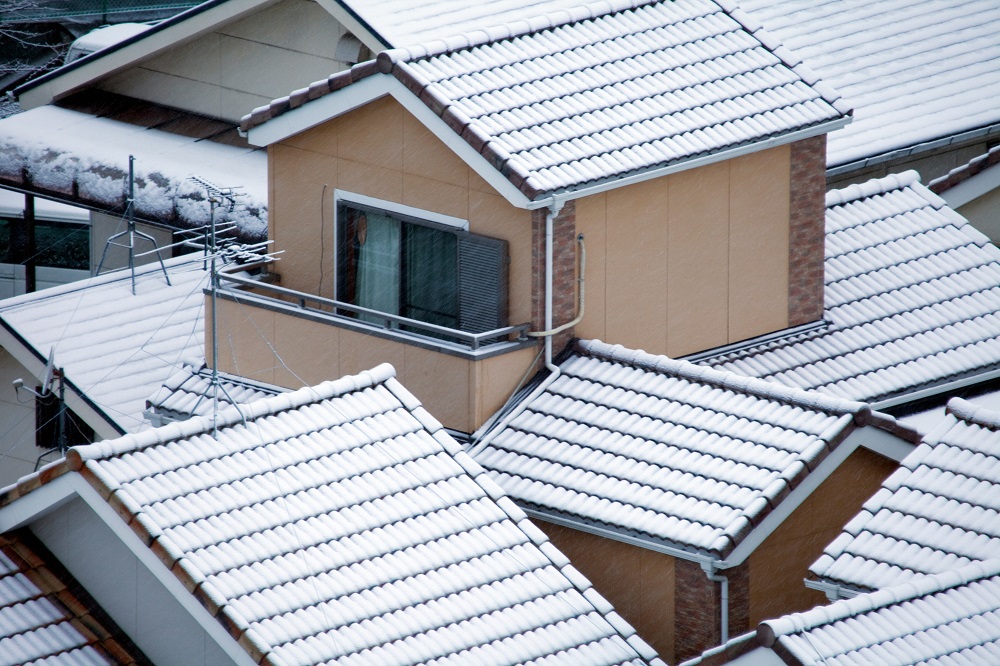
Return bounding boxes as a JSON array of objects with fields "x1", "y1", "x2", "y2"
[
  {"x1": 95, "y1": 155, "x2": 172, "y2": 294},
  {"x1": 12, "y1": 347, "x2": 69, "y2": 469}
]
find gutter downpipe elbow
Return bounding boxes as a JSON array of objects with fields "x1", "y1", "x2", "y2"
[{"x1": 703, "y1": 563, "x2": 729, "y2": 644}]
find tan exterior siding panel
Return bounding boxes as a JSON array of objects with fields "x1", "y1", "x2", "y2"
[
  {"x1": 666, "y1": 161, "x2": 729, "y2": 357},
  {"x1": 729, "y1": 145, "x2": 790, "y2": 342},
  {"x1": 748, "y1": 446, "x2": 898, "y2": 625}
]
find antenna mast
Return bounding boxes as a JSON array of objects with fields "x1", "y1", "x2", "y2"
[{"x1": 95, "y1": 155, "x2": 172, "y2": 293}]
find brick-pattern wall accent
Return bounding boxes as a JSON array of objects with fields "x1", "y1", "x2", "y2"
[
  {"x1": 674, "y1": 559, "x2": 750, "y2": 664},
  {"x1": 788, "y1": 135, "x2": 827, "y2": 327},
  {"x1": 532, "y1": 200, "x2": 578, "y2": 357}
]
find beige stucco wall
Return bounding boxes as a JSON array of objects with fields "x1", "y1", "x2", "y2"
[
  {"x1": 575, "y1": 145, "x2": 792, "y2": 357},
  {"x1": 747, "y1": 445, "x2": 898, "y2": 625},
  {"x1": 213, "y1": 295, "x2": 538, "y2": 432},
  {"x1": 537, "y1": 519, "x2": 676, "y2": 662},
  {"x1": 270, "y1": 95, "x2": 536, "y2": 326},
  {"x1": 99, "y1": 0, "x2": 355, "y2": 121}
]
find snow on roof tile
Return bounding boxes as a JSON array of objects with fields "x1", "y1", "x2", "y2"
[
  {"x1": 736, "y1": 0, "x2": 1000, "y2": 170},
  {"x1": 146, "y1": 363, "x2": 284, "y2": 424},
  {"x1": 700, "y1": 171, "x2": 1000, "y2": 405},
  {"x1": 930, "y1": 144, "x2": 1000, "y2": 196},
  {"x1": 758, "y1": 558, "x2": 1000, "y2": 665},
  {"x1": 0, "y1": 529, "x2": 143, "y2": 664},
  {"x1": 0, "y1": 255, "x2": 209, "y2": 434},
  {"x1": 242, "y1": 0, "x2": 847, "y2": 201},
  {"x1": 2, "y1": 366, "x2": 664, "y2": 666},
  {"x1": 809, "y1": 397, "x2": 1000, "y2": 593},
  {"x1": 0, "y1": 106, "x2": 267, "y2": 240},
  {"x1": 469, "y1": 339, "x2": 901, "y2": 560}
]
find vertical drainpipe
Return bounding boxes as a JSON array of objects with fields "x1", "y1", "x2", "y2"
[
  {"x1": 703, "y1": 563, "x2": 729, "y2": 644},
  {"x1": 24, "y1": 194, "x2": 36, "y2": 294}
]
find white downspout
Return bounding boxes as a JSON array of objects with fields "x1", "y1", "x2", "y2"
[
  {"x1": 470, "y1": 198, "x2": 582, "y2": 454},
  {"x1": 703, "y1": 563, "x2": 729, "y2": 644}
]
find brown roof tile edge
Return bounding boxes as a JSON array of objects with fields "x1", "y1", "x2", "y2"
[
  {"x1": 929, "y1": 144, "x2": 1000, "y2": 195},
  {"x1": 575, "y1": 339, "x2": 873, "y2": 423},
  {"x1": 760, "y1": 558, "x2": 1000, "y2": 647}
]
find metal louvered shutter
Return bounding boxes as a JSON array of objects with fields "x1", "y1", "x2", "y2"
[{"x1": 457, "y1": 232, "x2": 509, "y2": 334}]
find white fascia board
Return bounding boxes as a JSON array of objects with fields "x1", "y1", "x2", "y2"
[
  {"x1": 0, "y1": 320, "x2": 122, "y2": 440},
  {"x1": 18, "y1": 0, "x2": 278, "y2": 109},
  {"x1": 940, "y1": 162, "x2": 1000, "y2": 209},
  {"x1": 247, "y1": 74, "x2": 534, "y2": 209},
  {"x1": 312, "y1": 0, "x2": 390, "y2": 51},
  {"x1": 0, "y1": 474, "x2": 77, "y2": 532},
  {"x1": 853, "y1": 425, "x2": 916, "y2": 463},
  {"x1": 720, "y1": 425, "x2": 872, "y2": 568},
  {"x1": 0, "y1": 474, "x2": 257, "y2": 666},
  {"x1": 530, "y1": 116, "x2": 852, "y2": 210},
  {"x1": 521, "y1": 507, "x2": 716, "y2": 566}
]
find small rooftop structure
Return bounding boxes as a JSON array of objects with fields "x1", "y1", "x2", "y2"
[
  {"x1": 145, "y1": 362, "x2": 283, "y2": 426},
  {"x1": 471, "y1": 339, "x2": 915, "y2": 564},
  {"x1": 810, "y1": 397, "x2": 1000, "y2": 596},
  {"x1": 241, "y1": 0, "x2": 850, "y2": 206},
  {"x1": 697, "y1": 171, "x2": 1000, "y2": 410},
  {"x1": 681, "y1": 558, "x2": 1000, "y2": 666},
  {"x1": 737, "y1": 0, "x2": 1000, "y2": 177},
  {"x1": 0, "y1": 365, "x2": 663, "y2": 665}
]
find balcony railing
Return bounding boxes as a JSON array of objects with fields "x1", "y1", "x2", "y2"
[{"x1": 218, "y1": 272, "x2": 532, "y2": 354}]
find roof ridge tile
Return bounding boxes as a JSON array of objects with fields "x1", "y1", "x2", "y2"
[
  {"x1": 946, "y1": 397, "x2": 1000, "y2": 431},
  {"x1": 576, "y1": 339, "x2": 872, "y2": 421}
]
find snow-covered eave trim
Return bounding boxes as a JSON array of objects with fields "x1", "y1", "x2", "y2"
[
  {"x1": 937, "y1": 159, "x2": 1000, "y2": 209},
  {"x1": 0, "y1": 318, "x2": 124, "y2": 440},
  {"x1": 872, "y1": 366, "x2": 1000, "y2": 412},
  {"x1": 15, "y1": 0, "x2": 281, "y2": 109},
  {"x1": 0, "y1": 472, "x2": 256, "y2": 666},
  {"x1": 828, "y1": 121, "x2": 1000, "y2": 178},
  {"x1": 245, "y1": 73, "x2": 536, "y2": 209}
]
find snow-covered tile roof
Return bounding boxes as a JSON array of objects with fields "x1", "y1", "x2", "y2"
[
  {"x1": 737, "y1": 0, "x2": 1000, "y2": 171},
  {"x1": 759, "y1": 558, "x2": 1000, "y2": 665},
  {"x1": 0, "y1": 255, "x2": 209, "y2": 435},
  {"x1": 700, "y1": 170, "x2": 1000, "y2": 405},
  {"x1": 4, "y1": 365, "x2": 663, "y2": 666},
  {"x1": 810, "y1": 397, "x2": 1000, "y2": 592},
  {"x1": 0, "y1": 529, "x2": 143, "y2": 664},
  {"x1": 930, "y1": 144, "x2": 1000, "y2": 196},
  {"x1": 146, "y1": 363, "x2": 284, "y2": 423},
  {"x1": 0, "y1": 105, "x2": 267, "y2": 240},
  {"x1": 242, "y1": 0, "x2": 848, "y2": 201},
  {"x1": 469, "y1": 339, "x2": 907, "y2": 560}
]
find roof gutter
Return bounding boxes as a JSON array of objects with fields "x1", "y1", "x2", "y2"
[
  {"x1": 522, "y1": 115, "x2": 852, "y2": 210},
  {"x1": 872, "y1": 366, "x2": 1000, "y2": 412}
]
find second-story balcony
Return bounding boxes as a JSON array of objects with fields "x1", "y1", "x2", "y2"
[{"x1": 210, "y1": 271, "x2": 539, "y2": 434}]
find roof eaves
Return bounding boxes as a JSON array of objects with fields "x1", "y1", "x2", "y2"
[{"x1": 929, "y1": 143, "x2": 1000, "y2": 195}]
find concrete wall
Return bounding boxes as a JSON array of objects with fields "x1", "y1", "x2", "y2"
[
  {"x1": 537, "y1": 519, "x2": 677, "y2": 662},
  {"x1": 0, "y1": 348, "x2": 39, "y2": 487},
  {"x1": 98, "y1": 0, "x2": 355, "y2": 121},
  {"x1": 31, "y1": 497, "x2": 240, "y2": 666},
  {"x1": 574, "y1": 144, "x2": 793, "y2": 357},
  {"x1": 747, "y1": 446, "x2": 899, "y2": 625}
]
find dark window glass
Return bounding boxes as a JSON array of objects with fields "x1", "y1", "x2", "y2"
[{"x1": 0, "y1": 218, "x2": 90, "y2": 270}]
